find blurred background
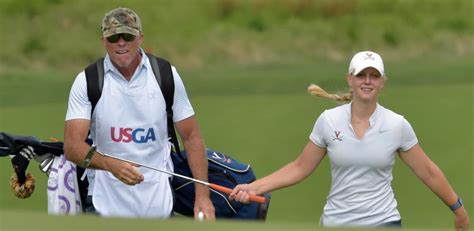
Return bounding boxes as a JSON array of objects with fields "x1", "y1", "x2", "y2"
[{"x1": 0, "y1": 0, "x2": 472, "y2": 230}]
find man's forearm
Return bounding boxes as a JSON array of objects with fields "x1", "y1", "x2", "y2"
[
  {"x1": 183, "y1": 135, "x2": 209, "y2": 197},
  {"x1": 64, "y1": 140, "x2": 111, "y2": 170},
  {"x1": 64, "y1": 120, "x2": 113, "y2": 171},
  {"x1": 63, "y1": 140, "x2": 91, "y2": 165}
]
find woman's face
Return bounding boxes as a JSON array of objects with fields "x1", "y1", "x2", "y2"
[{"x1": 347, "y1": 67, "x2": 385, "y2": 103}]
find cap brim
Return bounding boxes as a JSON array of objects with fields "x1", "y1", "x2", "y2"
[
  {"x1": 353, "y1": 64, "x2": 384, "y2": 76},
  {"x1": 103, "y1": 26, "x2": 140, "y2": 37}
]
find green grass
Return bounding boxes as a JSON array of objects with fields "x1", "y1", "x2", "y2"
[
  {"x1": 0, "y1": 59, "x2": 472, "y2": 229},
  {"x1": 0, "y1": 209, "x2": 454, "y2": 231}
]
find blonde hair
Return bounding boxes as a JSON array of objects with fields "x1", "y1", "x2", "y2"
[{"x1": 307, "y1": 84, "x2": 352, "y2": 102}]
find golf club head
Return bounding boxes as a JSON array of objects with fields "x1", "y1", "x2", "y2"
[
  {"x1": 39, "y1": 156, "x2": 54, "y2": 175},
  {"x1": 33, "y1": 152, "x2": 53, "y2": 163}
]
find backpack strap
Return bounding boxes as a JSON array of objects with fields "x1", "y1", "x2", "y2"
[
  {"x1": 85, "y1": 58, "x2": 104, "y2": 114},
  {"x1": 146, "y1": 53, "x2": 182, "y2": 155}
]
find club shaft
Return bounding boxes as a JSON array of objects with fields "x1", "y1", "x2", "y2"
[
  {"x1": 96, "y1": 151, "x2": 210, "y2": 186},
  {"x1": 96, "y1": 150, "x2": 268, "y2": 204}
]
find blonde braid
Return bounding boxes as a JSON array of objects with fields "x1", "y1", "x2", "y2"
[{"x1": 307, "y1": 84, "x2": 352, "y2": 102}]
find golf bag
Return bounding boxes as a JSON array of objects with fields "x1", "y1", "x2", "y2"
[
  {"x1": 1, "y1": 132, "x2": 271, "y2": 219},
  {"x1": 172, "y1": 149, "x2": 271, "y2": 219},
  {"x1": 0, "y1": 132, "x2": 63, "y2": 184},
  {"x1": 0, "y1": 132, "x2": 88, "y2": 212}
]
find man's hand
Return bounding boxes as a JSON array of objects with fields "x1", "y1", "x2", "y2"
[
  {"x1": 104, "y1": 158, "x2": 144, "y2": 186},
  {"x1": 193, "y1": 192, "x2": 215, "y2": 221}
]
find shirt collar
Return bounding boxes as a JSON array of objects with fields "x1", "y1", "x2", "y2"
[
  {"x1": 103, "y1": 48, "x2": 148, "y2": 78},
  {"x1": 369, "y1": 103, "x2": 381, "y2": 126},
  {"x1": 345, "y1": 102, "x2": 381, "y2": 127}
]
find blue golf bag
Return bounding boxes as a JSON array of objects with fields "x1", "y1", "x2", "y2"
[{"x1": 171, "y1": 148, "x2": 271, "y2": 220}]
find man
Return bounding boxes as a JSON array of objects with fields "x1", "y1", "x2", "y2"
[{"x1": 64, "y1": 7, "x2": 215, "y2": 219}]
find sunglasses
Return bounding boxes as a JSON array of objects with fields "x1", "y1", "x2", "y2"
[{"x1": 106, "y1": 33, "x2": 136, "y2": 43}]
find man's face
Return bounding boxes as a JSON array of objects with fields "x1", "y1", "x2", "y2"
[{"x1": 102, "y1": 33, "x2": 143, "y2": 68}]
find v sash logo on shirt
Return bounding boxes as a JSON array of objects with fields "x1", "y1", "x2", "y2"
[
  {"x1": 332, "y1": 131, "x2": 343, "y2": 141},
  {"x1": 110, "y1": 127, "x2": 156, "y2": 143}
]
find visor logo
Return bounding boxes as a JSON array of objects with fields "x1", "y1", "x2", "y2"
[{"x1": 364, "y1": 53, "x2": 375, "y2": 60}]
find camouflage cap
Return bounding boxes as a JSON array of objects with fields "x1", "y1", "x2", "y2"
[{"x1": 101, "y1": 7, "x2": 142, "y2": 37}]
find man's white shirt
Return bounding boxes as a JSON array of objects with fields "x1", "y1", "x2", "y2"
[{"x1": 65, "y1": 50, "x2": 194, "y2": 218}]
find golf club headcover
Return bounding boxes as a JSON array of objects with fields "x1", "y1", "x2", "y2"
[
  {"x1": 10, "y1": 154, "x2": 36, "y2": 198},
  {"x1": 11, "y1": 154, "x2": 30, "y2": 183},
  {"x1": 10, "y1": 172, "x2": 35, "y2": 199}
]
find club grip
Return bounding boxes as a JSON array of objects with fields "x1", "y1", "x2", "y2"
[{"x1": 209, "y1": 183, "x2": 267, "y2": 204}]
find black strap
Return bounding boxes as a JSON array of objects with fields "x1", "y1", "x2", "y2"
[
  {"x1": 85, "y1": 58, "x2": 104, "y2": 113},
  {"x1": 146, "y1": 53, "x2": 182, "y2": 155},
  {"x1": 84, "y1": 54, "x2": 181, "y2": 155}
]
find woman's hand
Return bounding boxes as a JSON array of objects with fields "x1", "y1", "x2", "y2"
[
  {"x1": 229, "y1": 183, "x2": 258, "y2": 204},
  {"x1": 454, "y1": 207, "x2": 470, "y2": 231}
]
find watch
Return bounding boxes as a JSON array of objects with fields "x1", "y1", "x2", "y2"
[
  {"x1": 449, "y1": 198, "x2": 463, "y2": 212},
  {"x1": 81, "y1": 145, "x2": 96, "y2": 168}
]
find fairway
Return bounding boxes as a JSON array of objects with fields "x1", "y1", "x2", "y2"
[
  {"x1": 1, "y1": 66, "x2": 472, "y2": 229},
  {"x1": 0, "y1": 209, "x2": 454, "y2": 231}
]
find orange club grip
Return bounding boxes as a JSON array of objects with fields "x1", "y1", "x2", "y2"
[{"x1": 208, "y1": 183, "x2": 267, "y2": 204}]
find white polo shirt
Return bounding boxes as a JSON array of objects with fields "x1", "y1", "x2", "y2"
[
  {"x1": 310, "y1": 103, "x2": 418, "y2": 227},
  {"x1": 65, "y1": 49, "x2": 194, "y2": 218}
]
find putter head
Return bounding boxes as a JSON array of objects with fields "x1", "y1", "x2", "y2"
[{"x1": 39, "y1": 156, "x2": 54, "y2": 175}]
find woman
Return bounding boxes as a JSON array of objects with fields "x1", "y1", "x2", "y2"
[{"x1": 229, "y1": 51, "x2": 470, "y2": 229}]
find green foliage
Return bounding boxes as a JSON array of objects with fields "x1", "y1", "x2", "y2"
[
  {"x1": 0, "y1": 0, "x2": 63, "y2": 18},
  {"x1": 22, "y1": 36, "x2": 47, "y2": 54},
  {"x1": 0, "y1": 0, "x2": 472, "y2": 71}
]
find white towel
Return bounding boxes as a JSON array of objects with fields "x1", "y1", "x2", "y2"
[{"x1": 47, "y1": 155, "x2": 82, "y2": 214}]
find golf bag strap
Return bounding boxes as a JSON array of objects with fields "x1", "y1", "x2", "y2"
[
  {"x1": 146, "y1": 53, "x2": 182, "y2": 155},
  {"x1": 85, "y1": 58, "x2": 104, "y2": 114},
  {"x1": 84, "y1": 54, "x2": 181, "y2": 155}
]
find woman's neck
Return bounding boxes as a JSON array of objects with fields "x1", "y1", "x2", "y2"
[{"x1": 351, "y1": 100, "x2": 377, "y2": 121}]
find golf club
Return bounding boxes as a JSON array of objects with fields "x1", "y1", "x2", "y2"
[{"x1": 96, "y1": 150, "x2": 267, "y2": 204}]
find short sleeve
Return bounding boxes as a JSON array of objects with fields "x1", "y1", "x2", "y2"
[
  {"x1": 399, "y1": 118, "x2": 418, "y2": 151},
  {"x1": 171, "y1": 66, "x2": 195, "y2": 122},
  {"x1": 309, "y1": 111, "x2": 327, "y2": 148},
  {"x1": 65, "y1": 72, "x2": 92, "y2": 121}
]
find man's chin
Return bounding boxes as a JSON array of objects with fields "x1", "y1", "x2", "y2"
[{"x1": 113, "y1": 58, "x2": 132, "y2": 68}]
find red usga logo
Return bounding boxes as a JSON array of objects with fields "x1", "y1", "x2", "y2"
[{"x1": 110, "y1": 127, "x2": 156, "y2": 143}]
